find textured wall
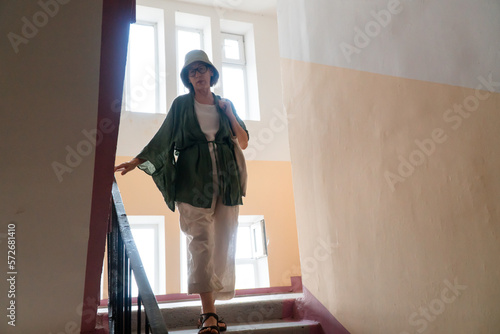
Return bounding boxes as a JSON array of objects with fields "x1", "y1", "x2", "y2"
[
  {"x1": 277, "y1": 0, "x2": 500, "y2": 333},
  {"x1": 0, "y1": 1, "x2": 103, "y2": 333}
]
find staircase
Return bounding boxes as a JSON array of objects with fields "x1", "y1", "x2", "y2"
[
  {"x1": 164, "y1": 293, "x2": 321, "y2": 333},
  {"x1": 104, "y1": 180, "x2": 324, "y2": 333},
  {"x1": 98, "y1": 292, "x2": 323, "y2": 333}
]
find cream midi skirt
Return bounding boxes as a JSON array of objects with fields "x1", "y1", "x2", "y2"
[{"x1": 176, "y1": 143, "x2": 239, "y2": 300}]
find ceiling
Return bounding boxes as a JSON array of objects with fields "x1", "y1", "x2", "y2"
[{"x1": 172, "y1": 0, "x2": 278, "y2": 16}]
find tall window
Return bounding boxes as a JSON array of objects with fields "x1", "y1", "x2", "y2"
[
  {"x1": 235, "y1": 216, "x2": 269, "y2": 289},
  {"x1": 124, "y1": 23, "x2": 158, "y2": 113},
  {"x1": 123, "y1": 5, "x2": 166, "y2": 114},
  {"x1": 221, "y1": 33, "x2": 248, "y2": 119},
  {"x1": 128, "y1": 216, "x2": 166, "y2": 296},
  {"x1": 176, "y1": 28, "x2": 204, "y2": 95}
]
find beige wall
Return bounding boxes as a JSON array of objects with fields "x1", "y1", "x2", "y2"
[
  {"x1": 0, "y1": 1, "x2": 103, "y2": 333},
  {"x1": 114, "y1": 157, "x2": 301, "y2": 293},
  {"x1": 278, "y1": 0, "x2": 500, "y2": 333},
  {"x1": 241, "y1": 160, "x2": 301, "y2": 287}
]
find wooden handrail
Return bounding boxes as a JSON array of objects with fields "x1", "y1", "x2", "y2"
[{"x1": 108, "y1": 179, "x2": 168, "y2": 333}]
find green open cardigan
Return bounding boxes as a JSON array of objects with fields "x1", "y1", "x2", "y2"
[{"x1": 136, "y1": 92, "x2": 249, "y2": 212}]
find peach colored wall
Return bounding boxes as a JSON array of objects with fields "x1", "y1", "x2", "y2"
[
  {"x1": 114, "y1": 157, "x2": 301, "y2": 293},
  {"x1": 277, "y1": 1, "x2": 500, "y2": 332},
  {"x1": 240, "y1": 160, "x2": 302, "y2": 287},
  {"x1": 280, "y1": 58, "x2": 500, "y2": 333}
]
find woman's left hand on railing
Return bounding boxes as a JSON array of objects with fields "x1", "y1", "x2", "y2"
[{"x1": 114, "y1": 157, "x2": 146, "y2": 175}]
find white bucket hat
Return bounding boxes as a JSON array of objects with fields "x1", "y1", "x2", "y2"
[{"x1": 180, "y1": 50, "x2": 219, "y2": 89}]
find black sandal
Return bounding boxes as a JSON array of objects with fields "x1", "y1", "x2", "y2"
[
  {"x1": 198, "y1": 313, "x2": 221, "y2": 334},
  {"x1": 216, "y1": 318, "x2": 227, "y2": 332},
  {"x1": 198, "y1": 313, "x2": 227, "y2": 332}
]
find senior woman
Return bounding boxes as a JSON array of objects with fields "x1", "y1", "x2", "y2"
[{"x1": 115, "y1": 50, "x2": 249, "y2": 334}]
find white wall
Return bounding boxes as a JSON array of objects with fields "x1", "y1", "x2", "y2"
[
  {"x1": 278, "y1": 0, "x2": 500, "y2": 93},
  {"x1": 0, "y1": 1, "x2": 103, "y2": 333},
  {"x1": 116, "y1": 0, "x2": 290, "y2": 162}
]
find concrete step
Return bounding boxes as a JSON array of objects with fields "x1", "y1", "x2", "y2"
[
  {"x1": 159, "y1": 293, "x2": 303, "y2": 329},
  {"x1": 98, "y1": 293, "x2": 321, "y2": 333},
  {"x1": 169, "y1": 319, "x2": 320, "y2": 333}
]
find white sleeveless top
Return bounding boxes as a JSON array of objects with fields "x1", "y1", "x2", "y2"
[
  {"x1": 194, "y1": 99, "x2": 219, "y2": 141},
  {"x1": 194, "y1": 99, "x2": 220, "y2": 179}
]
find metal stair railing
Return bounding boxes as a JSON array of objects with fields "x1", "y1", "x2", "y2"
[{"x1": 108, "y1": 179, "x2": 168, "y2": 334}]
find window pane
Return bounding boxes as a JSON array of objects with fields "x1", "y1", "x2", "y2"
[
  {"x1": 177, "y1": 29, "x2": 202, "y2": 95},
  {"x1": 128, "y1": 24, "x2": 157, "y2": 113},
  {"x1": 131, "y1": 227, "x2": 156, "y2": 296},
  {"x1": 235, "y1": 263, "x2": 255, "y2": 289},
  {"x1": 223, "y1": 38, "x2": 240, "y2": 60},
  {"x1": 222, "y1": 66, "x2": 246, "y2": 118},
  {"x1": 236, "y1": 226, "x2": 252, "y2": 259}
]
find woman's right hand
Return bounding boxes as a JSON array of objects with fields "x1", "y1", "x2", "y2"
[{"x1": 114, "y1": 158, "x2": 145, "y2": 175}]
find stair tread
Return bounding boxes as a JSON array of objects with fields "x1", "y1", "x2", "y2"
[
  {"x1": 158, "y1": 295, "x2": 297, "y2": 329},
  {"x1": 169, "y1": 319, "x2": 319, "y2": 333},
  {"x1": 158, "y1": 293, "x2": 304, "y2": 309},
  {"x1": 97, "y1": 293, "x2": 303, "y2": 314}
]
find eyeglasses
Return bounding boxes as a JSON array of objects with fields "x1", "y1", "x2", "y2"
[{"x1": 188, "y1": 64, "x2": 209, "y2": 77}]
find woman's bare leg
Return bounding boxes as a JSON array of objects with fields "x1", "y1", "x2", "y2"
[{"x1": 200, "y1": 292, "x2": 217, "y2": 332}]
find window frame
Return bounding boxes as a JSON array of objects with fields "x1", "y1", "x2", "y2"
[
  {"x1": 234, "y1": 216, "x2": 270, "y2": 289},
  {"x1": 221, "y1": 32, "x2": 249, "y2": 119},
  {"x1": 221, "y1": 33, "x2": 245, "y2": 65},
  {"x1": 123, "y1": 5, "x2": 166, "y2": 114}
]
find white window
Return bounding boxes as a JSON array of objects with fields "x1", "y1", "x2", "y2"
[
  {"x1": 175, "y1": 12, "x2": 212, "y2": 96},
  {"x1": 221, "y1": 33, "x2": 248, "y2": 120},
  {"x1": 123, "y1": 6, "x2": 166, "y2": 114},
  {"x1": 128, "y1": 216, "x2": 166, "y2": 296},
  {"x1": 176, "y1": 27, "x2": 204, "y2": 95},
  {"x1": 180, "y1": 215, "x2": 270, "y2": 292},
  {"x1": 235, "y1": 216, "x2": 270, "y2": 289}
]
